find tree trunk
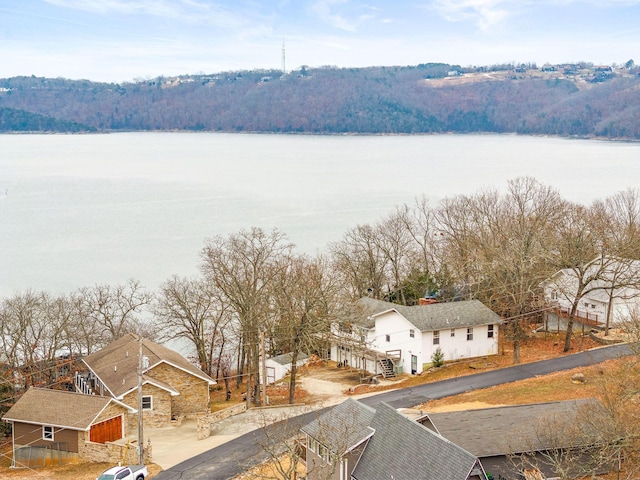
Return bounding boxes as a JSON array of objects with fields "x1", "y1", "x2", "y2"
[
  {"x1": 564, "y1": 304, "x2": 578, "y2": 352},
  {"x1": 288, "y1": 351, "x2": 299, "y2": 405}
]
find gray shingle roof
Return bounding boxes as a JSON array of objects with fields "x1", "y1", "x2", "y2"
[
  {"x1": 301, "y1": 398, "x2": 375, "y2": 454},
  {"x1": 2, "y1": 387, "x2": 134, "y2": 430},
  {"x1": 358, "y1": 297, "x2": 501, "y2": 331},
  {"x1": 351, "y1": 402, "x2": 480, "y2": 480},
  {"x1": 268, "y1": 352, "x2": 309, "y2": 366},
  {"x1": 426, "y1": 399, "x2": 600, "y2": 457},
  {"x1": 82, "y1": 333, "x2": 215, "y2": 399}
]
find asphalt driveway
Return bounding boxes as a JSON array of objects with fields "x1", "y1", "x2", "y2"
[{"x1": 154, "y1": 343, "x2": 633, "y2": 480}]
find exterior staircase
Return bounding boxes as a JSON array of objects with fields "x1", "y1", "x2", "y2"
[{"x1": 377, "y1": 358, "x2": 396, "y2": 378}]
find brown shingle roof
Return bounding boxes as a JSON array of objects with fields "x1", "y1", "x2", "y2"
[
  {"x1": 2, "y1": 388, "x2": 134, "y2": 430},
  {"x1": 82, "y1": 333, "x2": 215, "y2": 399}
]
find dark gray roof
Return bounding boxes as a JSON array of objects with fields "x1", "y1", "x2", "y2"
[
  {"x1": 426, "y1": 399, "x2": 601, "y2": 457},
  {"x1": 268, "y1": 352, "x2": 309, "y2": 366},
  {"x1": 301, "y1": 398, "x2": 375, "y2": 454},
  {"x1": 352, "y1": 402, "x2": 480, "y2": 480},
  {"x1": 358, "y1": 297, "x2": 501, "y2": 331}
]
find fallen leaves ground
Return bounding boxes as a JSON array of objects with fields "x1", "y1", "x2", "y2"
[{"x1": 0, "y1": 331, "x2": 619, "y2": 479}]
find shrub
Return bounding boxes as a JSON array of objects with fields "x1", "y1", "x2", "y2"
[{"x1": 431, "y1": 347, "x2": 444, "y2": 368}]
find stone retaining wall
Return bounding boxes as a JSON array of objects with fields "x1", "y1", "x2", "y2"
[
  {"x1": 196, "y1": 403, "x2": 247, "y2": 440},
  {"x1": 589, "y1": 330, "x2": 624, "y2": 345},
  {"x1": 78, "y1": 432, "x2": 152, "y2": 464}
]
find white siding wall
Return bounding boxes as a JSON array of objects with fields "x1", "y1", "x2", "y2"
[
  {"x1": 367, "y1": 312, "x2": 423, "y2": 374},
  {"x1": 421, "y1": 325, "x2": 498, "y2": 367}
]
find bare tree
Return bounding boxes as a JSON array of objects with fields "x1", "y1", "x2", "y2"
[
  {"x1": 271, "y1": 254, "x2": 343, "y2": 404},
  {"x1": 200, "y1": 227, "x2": 294, "y2": 407},
  {"x1": 153, "y1": 275, "x2": 231, "y2": 376},
  {"x1": 77, "y1": 280, "x2": 151, "y2": 343},
  {"x1": 329, "y1": 224, "x2": 389, "y2": 300}
]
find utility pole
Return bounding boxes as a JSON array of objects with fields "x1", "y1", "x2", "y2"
[
  {"x1": 137, "y1": 336, "x2": 144, "y2": 465},
  {"x1": 260, "y1": 329, "x2": 267, "y2": 406}
]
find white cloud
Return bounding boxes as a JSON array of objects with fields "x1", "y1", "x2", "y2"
[
  {"x1": 42, "y1": 0, "x2": 248, "y2": 28},
  {"x1": 311, "y1": 0, "x2": 378, "y2": 32},
  {"x1": 430, "y1": 0, "x2": 515, "y2": 31}
]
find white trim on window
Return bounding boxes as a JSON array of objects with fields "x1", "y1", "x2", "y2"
[
  {"x1": 43, "y1": 425, "x2": 54, "y2": 441},
  {"x1": 142, "y1": 395, "x2": 153, "y2": 410},
  {"x1": 467, "y1": 328, "x2": 474, "y2": 341},
  {"x1": 433, "y1": 330, "x2": 440, "y2": 345}
]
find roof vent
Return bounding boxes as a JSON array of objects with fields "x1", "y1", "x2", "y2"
[{"x1": 114, "y1": 365, "x2": 117, "y2": 372}]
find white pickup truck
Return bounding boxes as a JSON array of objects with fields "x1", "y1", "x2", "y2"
[{"x1": 97, "y1": 465, "x2": 148, "y2": 480}]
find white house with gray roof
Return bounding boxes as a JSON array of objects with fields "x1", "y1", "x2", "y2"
[{"x1": 331, "y1": 298, "x2": 501, "y2": 376}]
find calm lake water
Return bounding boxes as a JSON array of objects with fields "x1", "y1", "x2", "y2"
[{"x1": 1, "y1": 132, "x2": 639, "y2": 299}]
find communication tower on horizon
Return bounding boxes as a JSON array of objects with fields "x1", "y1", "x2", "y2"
[{"x1": 281, "y1": 39, "x2": 286, "y2": 75}]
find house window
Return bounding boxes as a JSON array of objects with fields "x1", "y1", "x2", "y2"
[
  {"x1": 488, "y1": 325, "x2": 494, "y2": 338},
  {"x1": 142, "y1": 395, "x2": 153, "y2": 410},
  {"x1": 409, "y1": 329, "x2": 415, "y2": 338},
  {"x1": 551, "y1": 291, "x2": 558, "y2": 300},
  {"x1": 308, "y1": 437, "x2": 318, "y2": 454},
  {"x1": 450, "y1": 328, "x2": 455, "y2": 337},
  {"x1": 43, "y1": 425, "x2": 54, "y2": 441},
  {"x1": 385, "y1": 334, "x2": 390, "y2": 342},
  {"x1": 433, "y1": 331, "x2": 440, "y2": 345},
  {"x1": 467, "y1": 328, "x2": 474, "y2": 341},
  {"x1": 318, "y1": 443, "x2": 331, "y2": 463}
]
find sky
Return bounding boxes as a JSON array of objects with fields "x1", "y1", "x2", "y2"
[{"x1": 1, "y1": 0, "x2": 640, "y2": 83}]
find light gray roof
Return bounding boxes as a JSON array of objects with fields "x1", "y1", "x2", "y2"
[
  {"x1": 352, "y1": 402, "x2": 480, "y2": 480},
  {"x1": 358, "y1": 297, "x2": 501, "y2": 331},
  {"x1": 82, "y1": 333, "x2": 215, "y2": 399},
  {"x1": 301, "y1": 398, "x2": 375, "y2": 454},
  {"x1": 2, "y1": 387, "x2": 135, "y2": 430},
  {"x1": 425, "y1": 399, "x2": 601, "y2": 457},
  {"x1": 268, "y1": 352, "x2": 309, "y2": 366}
]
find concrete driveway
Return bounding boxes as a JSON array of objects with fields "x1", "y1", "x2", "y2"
[
  {"x1": 147, "y1": 405, "x2": 312, "y2": 470},
  {"x1": 147, "y1": 366, "x2": 376, "y2": 470}
]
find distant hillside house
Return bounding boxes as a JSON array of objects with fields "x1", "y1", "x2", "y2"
[
  {"x1": 331, "y1": 298, "x2": 501, "y2": 377},
  {"x1": 75, "y1": 333, "x2": 216, "y2": 429}
]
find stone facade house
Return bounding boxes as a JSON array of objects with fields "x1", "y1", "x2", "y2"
[
  {"x1": 76, "y1": 334, "x2": 216, "y2": 429},
  {"x1": 2, "y1": 387, "x2": 138, "y2": 467},
  {"x1": 331, "y1": 298, "x2": 501, "y2": 377}
]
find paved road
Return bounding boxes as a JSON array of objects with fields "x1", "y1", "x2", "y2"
[{"x1": 154, "y1": 343, "x2": 632, "y2": 480}]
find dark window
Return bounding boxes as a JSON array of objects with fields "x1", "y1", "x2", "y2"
[
  {"x1": 142, "y1": 395, "x2": 152, "y2": 410},
  {"x1": 467, "y1": 328, "x2": 474, "y2": 341},
  {"x1": 409, "y1": 329, "x2": 415, "y2": 338},
  {"x1": 488, "y1": 325, "x2": 494, "y2": 338},
  {"x1": 385, "y1": 334, "x2": 390, "y2": 342},
  {"x1": 43, "y1": 425, "x2": 54, "y2": 441},
  {"x1": 450, "y1": 328, "x2": 455, "y2": 337},
  {"x1": 433, "y1": 330, "x2": 440, "y2": 345}
]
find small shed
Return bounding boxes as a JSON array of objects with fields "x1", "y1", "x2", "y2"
[{"x1": 263, "y1": 352, "x2": 309, "y2": 385}]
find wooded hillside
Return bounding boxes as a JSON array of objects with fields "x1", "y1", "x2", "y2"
[{"x1": 1, "y1": 63, "x2": 639, "y2": 139}]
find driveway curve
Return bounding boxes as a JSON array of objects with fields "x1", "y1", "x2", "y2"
[{"x1": 154, "y1": 343, "x2": 632, "y2": 480}]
